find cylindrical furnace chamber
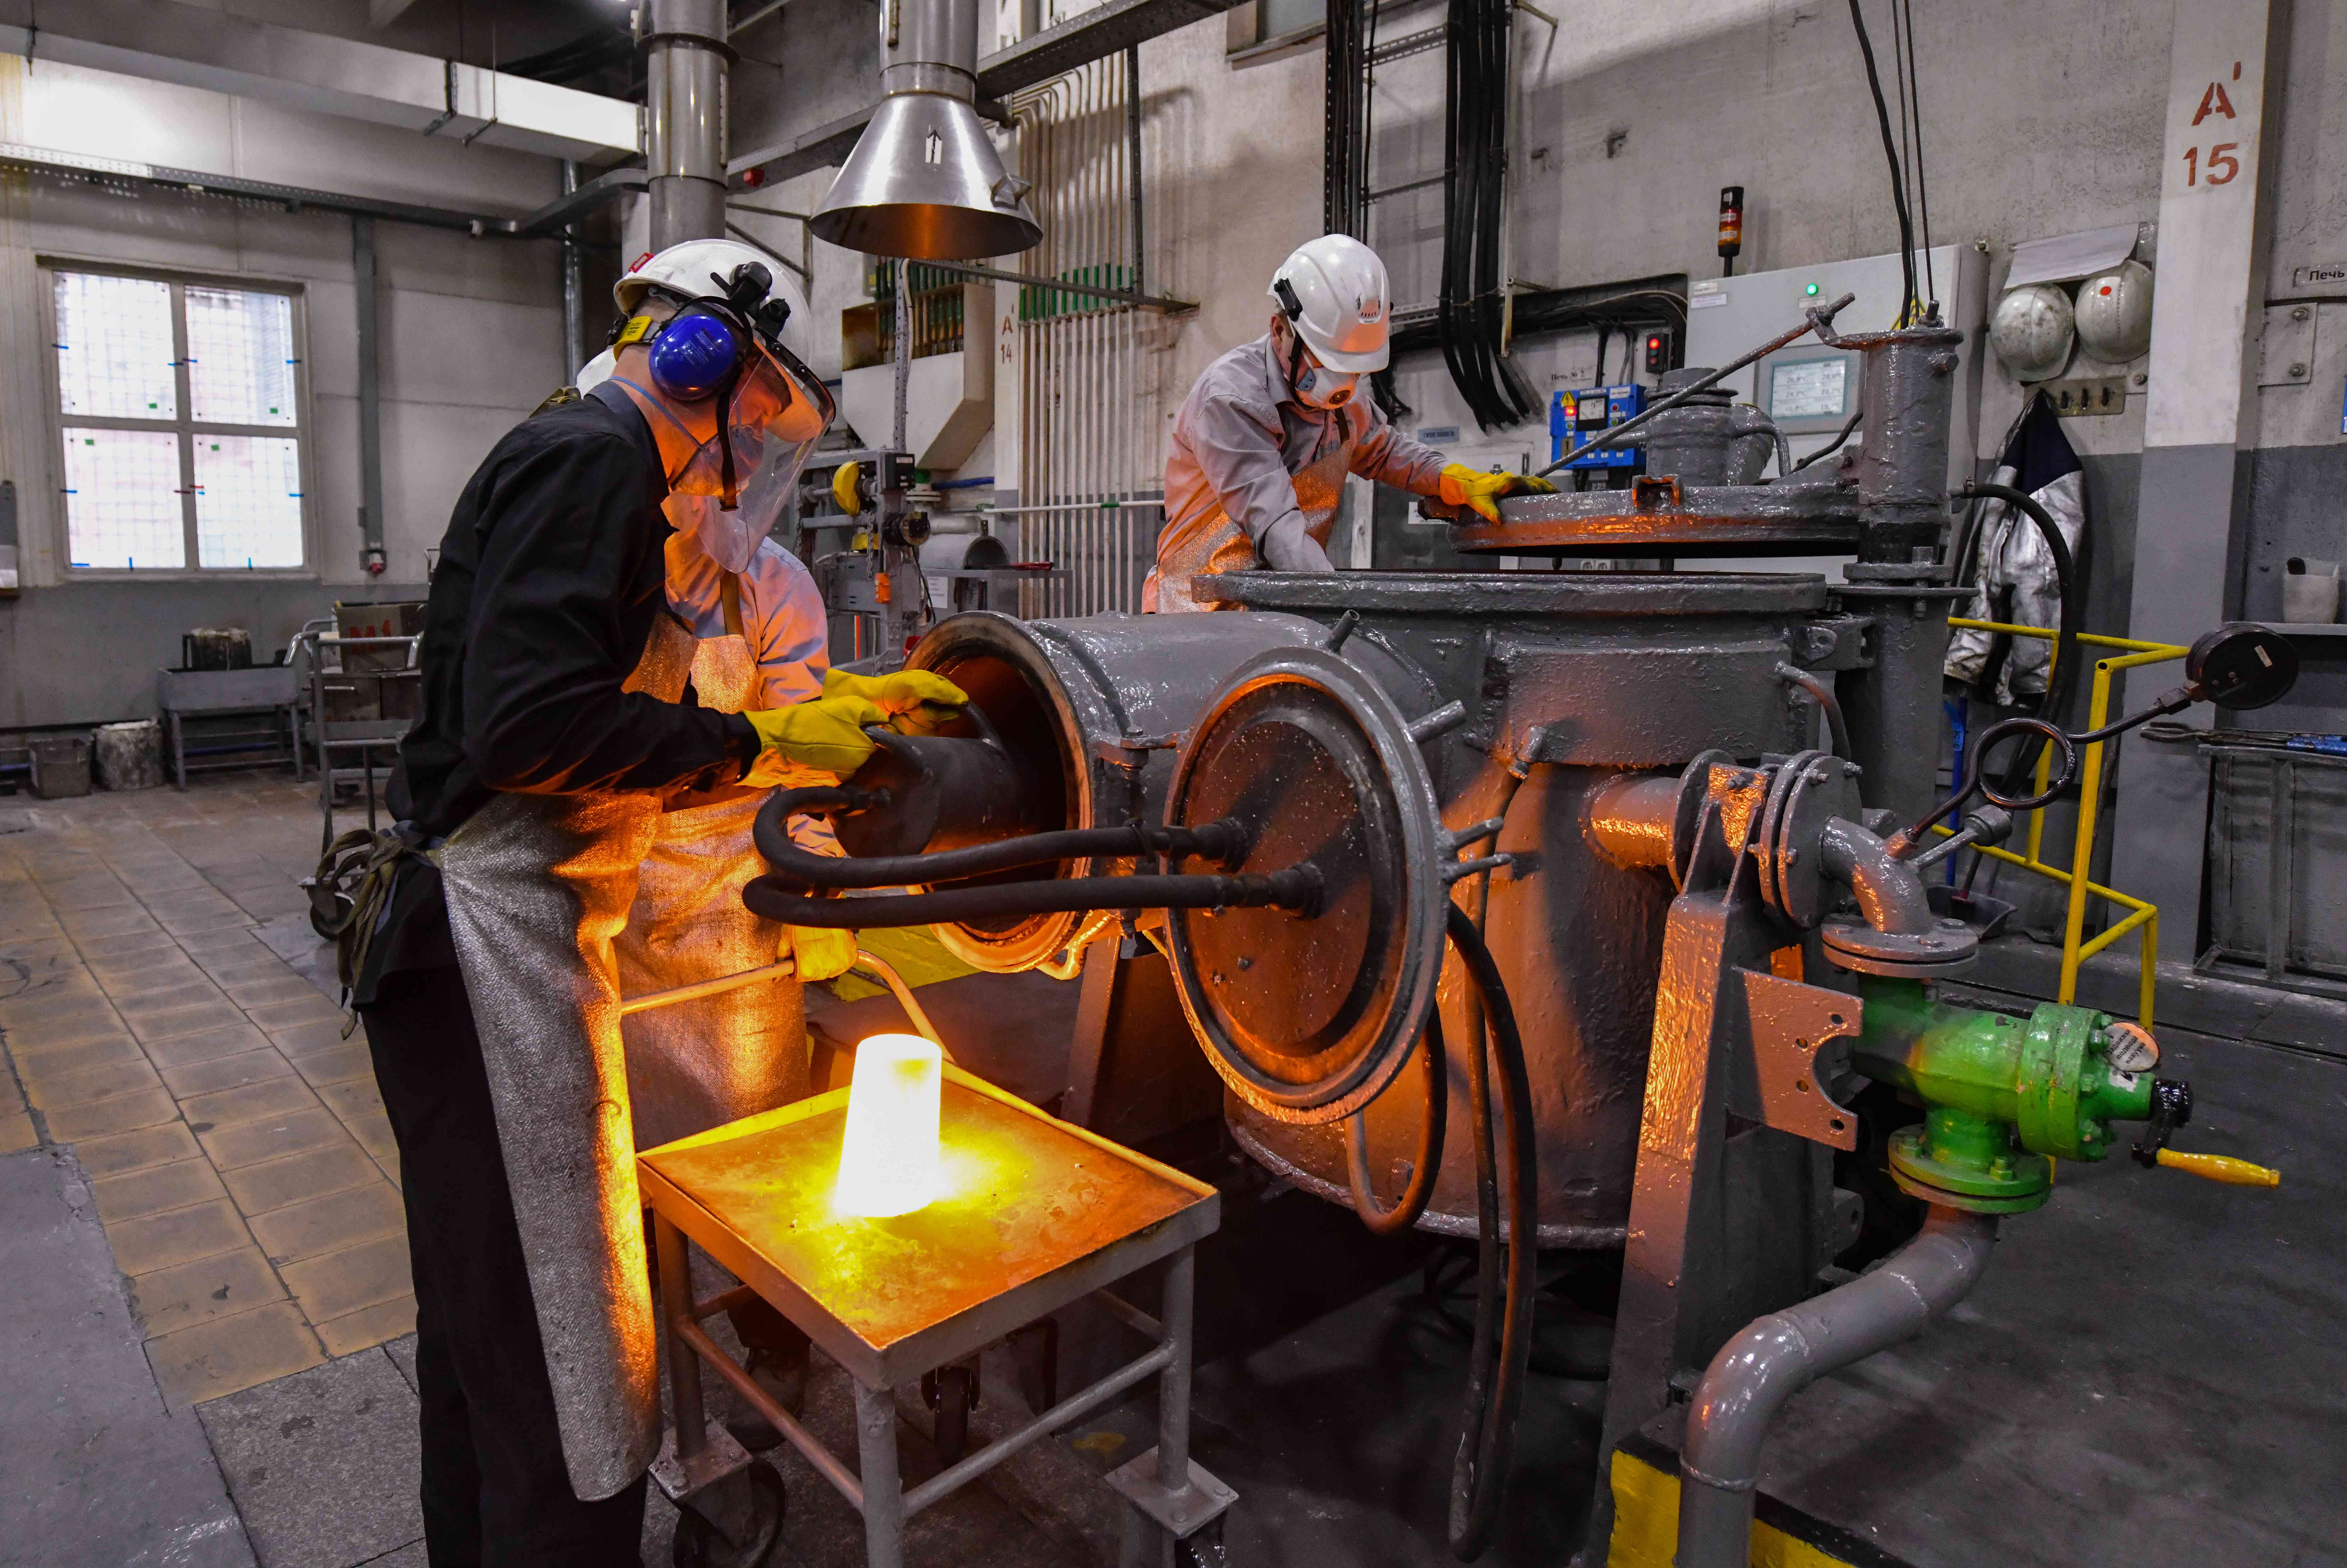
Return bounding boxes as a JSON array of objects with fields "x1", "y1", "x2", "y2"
[{"x1": 902, "y1": 571, "x2": 1832, "y2": 1245}]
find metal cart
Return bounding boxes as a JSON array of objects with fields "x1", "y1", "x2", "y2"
[
  {"x1": 628, "y1": 950, "x2": 1232, "y2": 1568},
  {"x1": 297, "y1": 628, "x2": 420, "y2": 854},
  {"x1": 153, "y1": 664, "x2": 303, "y2": 789}
]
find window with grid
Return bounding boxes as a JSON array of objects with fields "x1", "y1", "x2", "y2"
[{"x1": 50, "y1": 268, "x2": 307, "y2": 572}]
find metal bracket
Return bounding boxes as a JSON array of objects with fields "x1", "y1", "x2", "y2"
[
  {"x1": 1105, "y1": 1449, "x2": 1238, "y2": 1539},
  {"x1": 1737, "y1": 969, "x2": 1861, "y2": 1151},
  {"x1": 650, "y1": 1419, "x2": 754, "y2": 1506}
]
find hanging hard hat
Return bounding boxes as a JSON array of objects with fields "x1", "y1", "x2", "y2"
[
  {"x1": 1268, "y1": 235, "x2": 1393, "y2": 373},
  {"x1": 1989, "y1": 283, "x2": 2075, "y2": 383},
  {"x1": 2073, "y1": 259, "x2": 2154, "y2": 363}
]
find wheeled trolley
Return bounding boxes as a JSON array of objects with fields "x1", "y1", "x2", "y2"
[{"x1": 636, "y1": 1059, "x2": 1233, "y2": 1568}]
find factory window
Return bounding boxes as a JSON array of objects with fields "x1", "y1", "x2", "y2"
[
  {"x1": 1226, "y1": 0, "x2": 1326, "y2": 57},
  {"x1": 46, "y1": 266, "x2": 309, "y2": 574}
]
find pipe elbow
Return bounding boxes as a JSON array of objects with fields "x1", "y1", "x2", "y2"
[
  {"x1": 1820, "y1": 816, "x2": 1934, "y2": 935},
  {"x1": 1680, "y1": 1314, "x2": 1816, "y2": 1489}
]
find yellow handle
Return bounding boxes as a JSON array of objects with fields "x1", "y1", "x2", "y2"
[{"x1": 2155, "y1": 1149, "x2": 2281, "y2": 1188}]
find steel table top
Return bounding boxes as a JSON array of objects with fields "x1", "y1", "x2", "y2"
[{"x1": 638, "y1": 1064, "x2": 1218, "y2": 1386}]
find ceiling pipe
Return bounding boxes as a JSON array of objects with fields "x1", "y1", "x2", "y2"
[
  {"x1": 811, "y1": 0, "x2": 1043, "y2": 260},
  {"x1": 640, "y1": 0, "x2": 733, "y2": 247}
]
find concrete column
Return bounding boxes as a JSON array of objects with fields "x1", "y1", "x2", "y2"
[{"x1": 2107, "y1": 0, "x2": 2288, "y2": 965}]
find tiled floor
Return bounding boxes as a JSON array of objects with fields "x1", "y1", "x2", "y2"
[{"x1": 0, "y1": 772, "x2": 409, "y2": 1407}]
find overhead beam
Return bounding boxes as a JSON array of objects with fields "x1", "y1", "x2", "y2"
[
  {"x1": 728, "y1": 0, "x2": 1244, "y2": 183},
  {"x1": 0, "y1": 0, "x2": 639, "y2": 163},
  {"x1": 0, "y1": 141, "x2": 646, "y2": 240}
]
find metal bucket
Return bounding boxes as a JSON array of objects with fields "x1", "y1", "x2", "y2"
[{"x1": 29, "y1": 735, "x2": 93, "y2": 799}]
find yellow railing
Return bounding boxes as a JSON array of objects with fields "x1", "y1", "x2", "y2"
[{"x1": 1938, "y1": 618, "x2": 2190, "y2": 1026}]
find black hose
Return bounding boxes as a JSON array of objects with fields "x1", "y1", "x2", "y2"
[
  {"x1": 1847, "y1": 0, "x2": 1917, "y2": 326},
  {"x1": 1954, "y1": 481, "x2": 2082, "y2": 794},
  {"x1": 741, "y1": 866, "x2": 1322, "y2": 927},
  {"x1": 1345, "y1": 1007, "x2": 1447, "y2": 1236},
  {"x1": 1788, "y1": 409, "x2": 1862, "y2": 473},
  {"x1": 1445, "y1": 903, "x2": 1537, "y2": 1561},
  {"x1": 751, "y1": 789, "x2": 1247, "y2": 891}
]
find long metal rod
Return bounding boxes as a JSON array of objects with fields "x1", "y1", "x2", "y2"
[
  {"x1": 917, "y1": 257, "x2": 1194, "y2": 314},
  {"x1": 619, "y1": 958, "x2": 797, "y2": 1016},
  {"x1": 901, "y1": 1339, "x2": 1176, "y2": 1515},
  {"x1": 1535, "y1": 292, "x2": 1855, "y2": 478}
]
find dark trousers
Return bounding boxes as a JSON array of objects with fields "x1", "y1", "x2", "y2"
[{"x1": 362, "y1": 964, "x2": 648, "y2": 1568}]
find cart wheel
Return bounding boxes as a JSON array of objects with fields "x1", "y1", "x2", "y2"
[
  {"x1": 673, "y1": 1461, "x2": 786, "y2": 1568},
  {"x1": 931, "y1": 1363, "x2": 975, "y2": 1465}
]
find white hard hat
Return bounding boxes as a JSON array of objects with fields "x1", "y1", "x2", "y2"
[
  {"x1": 1989, "y1": 283, "x2": 2075, "y2": 383},
  {"x1": 616, "y1": 237, "x2": 819, "y2": 374},
  {"x1": 1269, "y1": 234, "x2": 1392, "y2": 373},
  {"x1": 2073, "y1": 259, "x2": 2154, "y2": 363}
]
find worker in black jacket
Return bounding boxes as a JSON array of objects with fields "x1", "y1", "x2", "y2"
[{"x1": 353, "y1": 243, "x2": 962, "y2": 1567}]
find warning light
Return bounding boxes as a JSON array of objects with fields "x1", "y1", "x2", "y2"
[
  {"x1": 835, "y1": 1033, "x2": 943, "y2": 1217},
  {"x1": 1805, "y1": 283, "x2": 1820, "y2": 297}
]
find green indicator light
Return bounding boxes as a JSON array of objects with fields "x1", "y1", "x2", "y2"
[{"x1": 1805, "y1": 283, "x2": 1820, "y2": 296}]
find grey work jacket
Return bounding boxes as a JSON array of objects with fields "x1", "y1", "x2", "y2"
[{"x1": 1142, "y1": 335, "x2": 1448, "y2": 612}]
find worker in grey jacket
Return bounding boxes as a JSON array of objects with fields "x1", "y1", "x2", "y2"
[{"x1": 1142, "y1": 234, "x2": 1551, "y2": 612}]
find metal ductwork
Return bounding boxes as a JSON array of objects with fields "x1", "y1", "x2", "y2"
[
  {"x1": 642, "y1": 0, "x2": 732, "y2": 247},
  {"x1": 811, "y1": 0, "x2": 1043, "y2": 260}
]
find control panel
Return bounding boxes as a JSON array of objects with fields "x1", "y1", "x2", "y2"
[{"x1": 1550, "y1": 383, "x2": 1648, "y2": 469}]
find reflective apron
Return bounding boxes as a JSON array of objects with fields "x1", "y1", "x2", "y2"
[
  {"x1": 1144, "y1": 438, "x2": 1352, "y2": 614},
  {"x1": 436, "y1": 579, "x2": 790, "y2": 1501},
  {"x1": 614, "y1": 573, "x2": 807, "y2": 1154}
]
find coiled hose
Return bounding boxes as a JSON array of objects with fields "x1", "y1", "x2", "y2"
[
  {"x1": 1345, "y1": 1006, "x2": 1446, "y2": 1236},
  {"x1": 1444, "y1": 903, "x2": 1538, "y2": 1561}
]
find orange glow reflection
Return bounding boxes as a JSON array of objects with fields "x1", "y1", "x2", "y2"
[{"x1": 834, "y1": 1033, "x2": 943, "y2": 1217}]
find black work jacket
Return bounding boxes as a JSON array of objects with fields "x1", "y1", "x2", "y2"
[{"x1": 358, "y1": 383, "x2": 758, "y2": 1001}]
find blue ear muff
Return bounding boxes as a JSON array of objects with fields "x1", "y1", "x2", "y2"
[{"x1": 646, "y1": 309, "x2": 742, "y2": 402}]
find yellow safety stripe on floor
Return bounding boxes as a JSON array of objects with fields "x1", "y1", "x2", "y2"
[{"x1": 1609, "y1": 1439, "x2": 1919, "y2": 1568}]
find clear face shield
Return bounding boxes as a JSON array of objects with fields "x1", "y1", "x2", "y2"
[{"x1": 669, "y1": 341, "x2": 835, "y2": 574}]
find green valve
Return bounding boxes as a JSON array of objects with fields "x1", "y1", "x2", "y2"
[{"x1": 1848, "y1": 979, "x2": 2159, "y2": 1214}]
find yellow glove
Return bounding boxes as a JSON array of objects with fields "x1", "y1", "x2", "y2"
[
  {"x1": 821, "y1": 667, "x2": 970, "y2": 737},
  {"x1": 1436, "y1": 463, "x2": 1559, "y2": 523},
  {"x1": 784, "y1": 923, "x2": 857, "y2": 983},
  {"x1": 741, "y1": 693, "x2": 888, "y2": 784}
]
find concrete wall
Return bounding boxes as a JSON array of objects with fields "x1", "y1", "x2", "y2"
[{"x1": 0, "y1": 53, "x2": 578, "y2": 728}]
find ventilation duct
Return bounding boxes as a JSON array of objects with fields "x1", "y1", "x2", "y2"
[{"x1": 811, "y1": 0, "x2": 1043, "y2": 260}]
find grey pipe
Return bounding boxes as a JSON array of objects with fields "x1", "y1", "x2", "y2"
[
  {"x1": 1584, "y1": 774, "x2": 1681, "y2": 871},
  {"x1": 1819, "y1": 816, "x2": 1934, "y2": 935},
  {"x1": 1773, "y1": 662, "x2": 1850, "y2": 761},
  {"x1": 1677, "y1": 1207, "x2": 1999, "y2": 1568},
  {"x1": 643, "y1": 0, "x2": 730, "y2": 246},
  {"x1": 351, "y1": 215, "x2": 386, "y2": 576},
  {"x1": 560, "y1": 160, "x2": 586, "y2": 379}
]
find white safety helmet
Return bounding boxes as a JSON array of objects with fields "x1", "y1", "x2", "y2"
[
  {"x1": 1268, "y1": 234, "x2": 1393, "y2": 374},
  {"x1": 1988, "y1": 283, "x2": 2075, "y2": 383},
  {"x1": 609, "y1": 239, "x2": 836, "y2": 572},
  {"x1": 2072, "y1": 259, "x2": 2154, "y2": 364}
]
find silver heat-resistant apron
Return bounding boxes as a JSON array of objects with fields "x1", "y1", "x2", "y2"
[
  {"x1": 1148, "y1": 433, "x2": 1351, "y2": 614},
  {"x1": 614, "y1": 607, "x2": 808, "y2": 1154},
  {"x1": 436, "y1": 609, "x2": 741, "y2": 1500}
]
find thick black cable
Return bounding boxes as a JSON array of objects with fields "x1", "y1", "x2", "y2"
[
  {"x1": 1789, "y1": 409, "x2": 1863, "y2": 472},
  {"x1": 1445, "y1": 903, "x2": 1537, "y2": 1561},
  {"x1": 1345, "y1": 1007, "x2": 1448, "y2": 1235},
  {"x1": 1847, "y1": 0, "x2": 1916, "y2": 326},
  {"x1": 742, "y1": 866, "x2": 1321, "y2": 926},
  {"x1": 1902, "y1": 0, "x2": 1934, "y2": 307},
  {"x1": 750, "y1": 789, "x2": 1246, "y2": 890},
  {"x1": 1955, "y1": 480, "x2": 2082, "y2": 793}
]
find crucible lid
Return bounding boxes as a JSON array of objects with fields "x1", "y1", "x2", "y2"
[{"x1": 1161, "y1": 648, "x2": 1446, "y2": 1125}]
